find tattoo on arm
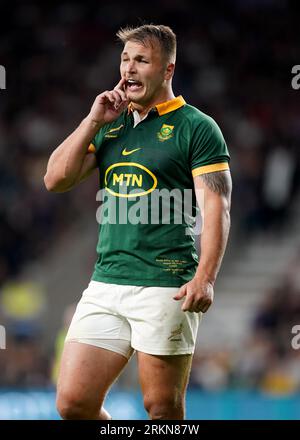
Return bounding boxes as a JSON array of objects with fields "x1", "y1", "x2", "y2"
[{"x1": 200, "y1": 170, "x2": 232, "y2": 199}]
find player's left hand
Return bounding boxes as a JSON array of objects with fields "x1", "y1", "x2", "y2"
[{"x1": 173, "y1": 277, "x2": 214, "y2": 313}]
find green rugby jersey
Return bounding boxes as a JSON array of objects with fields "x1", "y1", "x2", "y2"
[{"x1": 88, "y1": 96, "x2": 230, "y2": 287}]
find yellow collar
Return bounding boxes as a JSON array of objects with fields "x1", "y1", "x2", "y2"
[
  {"x1": 155, "y1": 95, "x2": 186, "y2": 115},
  {"x1": 128, "y1": 95, "x2": 186, "y2": 116}
]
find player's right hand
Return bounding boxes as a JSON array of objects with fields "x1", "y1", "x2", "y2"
[{"x1": 87, "y1": 78, "x2": 129, "y2": 125}]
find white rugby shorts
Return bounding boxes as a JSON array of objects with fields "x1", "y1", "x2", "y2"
[{"x1": 65, "y1": 280, "x2": 201, "y2": 359}]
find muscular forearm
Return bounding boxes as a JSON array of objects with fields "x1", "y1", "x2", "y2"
[
  {"x1": 174, "y1": 170, "x2": 231, "y2": 313},
  {"x1": 44, "y1": 117, "x2": 102, "y2": 192},
  {"x1": 44, "y1": 82, "x2": 128, "y2": 192},
  {"x1": 195, "y1": 195, "x2": 231, "y2": 284}
]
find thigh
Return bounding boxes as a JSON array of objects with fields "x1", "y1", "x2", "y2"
[
  {"x1": 66, "y1": 281, "x2": 134, "y2": 359},
  {"x1": 137, "y1": 351, "x2": 193, "y2": 400},
  {"x1": 57, "y1": 341, "x2": 128, "y2": 405}
]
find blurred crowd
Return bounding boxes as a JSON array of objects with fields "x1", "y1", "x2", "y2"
[
  {"x1": 191, "y1": 249, "x2": 300, "y2": 395},
  {"x1": 0, "y1": 0, "x2": 300, "y2": 391}
]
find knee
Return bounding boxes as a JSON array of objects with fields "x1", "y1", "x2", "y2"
[
  {"x1": 143, "y1": 393, "x2": 184, "y2": 420},
  {"x1": 56, "y1": 390, "x2": 99, "y2": 420}
]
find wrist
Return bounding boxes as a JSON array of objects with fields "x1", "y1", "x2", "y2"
[
  {"x1": 194, "y1": 268, "x2": 216, "y2": 286},
  {"x1": 83, "y1": 115, "x2": 104, "y2": 130}
]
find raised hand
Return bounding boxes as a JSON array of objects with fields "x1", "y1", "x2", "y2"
[{"x1": 87, "y1": 78, "x2": 129, "y2": 125}]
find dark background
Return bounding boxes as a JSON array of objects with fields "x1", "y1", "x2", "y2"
[{"x1": 0, "y1": 0, "x2": 300, "y2": 419}]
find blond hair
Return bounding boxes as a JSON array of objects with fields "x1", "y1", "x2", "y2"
[{"x1": 117, "y1": 24, "x2": 176, "y2": 64}]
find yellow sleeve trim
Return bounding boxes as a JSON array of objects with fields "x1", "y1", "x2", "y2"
[
  {"x1": 192, "y1": 162, "x2": 229, "y2": 177},
  {"x1": 88, "y1": 143, "x2": 96, "y2": 153}
]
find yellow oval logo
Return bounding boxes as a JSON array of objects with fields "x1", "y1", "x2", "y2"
[{"x1": 104, "y1": 162, "x2": 157, "y2": 198}]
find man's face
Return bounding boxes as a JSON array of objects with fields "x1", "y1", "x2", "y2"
[{"x1": 120, "y1": 40, "x2": 167, "y2": 105}]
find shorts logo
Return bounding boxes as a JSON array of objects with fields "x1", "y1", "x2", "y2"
[
  {"x1": 168, "y1": 323, "x2": 183, "y2": 341},
  {"x1": 157, "y1": 124, "x2": 174, "y2": 142}
]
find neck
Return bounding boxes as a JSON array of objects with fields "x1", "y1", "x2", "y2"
[{"x1": 133, "y1": 87, "x2": 175, "y2": 118}]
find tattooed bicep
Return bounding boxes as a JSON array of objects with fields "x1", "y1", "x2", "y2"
[{"x1": 200, "y1": 170, "x2": 232, "y2": 198}]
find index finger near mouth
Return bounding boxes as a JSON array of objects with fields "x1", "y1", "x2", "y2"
[{"x1": 114, "y1": 78, "x2": 126, "y2": 91}]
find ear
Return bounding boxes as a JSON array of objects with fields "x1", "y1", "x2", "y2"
[{"x1": 164, "y1": 63, "x2": 175, "y2": 81}]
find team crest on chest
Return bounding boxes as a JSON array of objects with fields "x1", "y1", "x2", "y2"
[{"x1": 157, "y1": 124, "x2": 174, "y2": 142}]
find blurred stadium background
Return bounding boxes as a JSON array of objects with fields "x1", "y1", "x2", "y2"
[{"x1": 1, "y1": 0, "x2": 300, "y2": 419}]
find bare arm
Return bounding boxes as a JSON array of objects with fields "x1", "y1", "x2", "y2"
[
  {"x1": 44, "y1": 118, "x2": 100, "y2": 192},
  {"x1": 44, "y1": 78, "x2": 128, "y2": 193},
  {"x1": 174, "y1": 170, "x2": 232, "y2": 312},
  {"x1": 194, "y1": 170, "x2": 231, "y2": 285}
]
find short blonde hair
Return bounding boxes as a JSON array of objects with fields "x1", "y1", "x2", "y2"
[{"x1": 117, "y1": 24, "x2": 176, "y2": 64}]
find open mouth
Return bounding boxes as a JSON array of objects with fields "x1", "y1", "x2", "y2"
[{"x1": 126, "y1": 79, "x2": 143, "y2": 92}]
